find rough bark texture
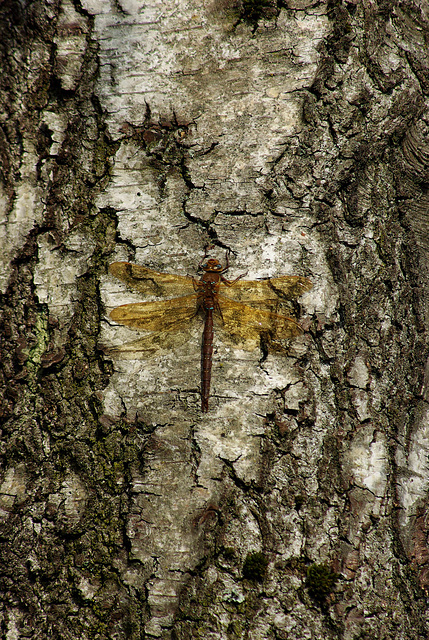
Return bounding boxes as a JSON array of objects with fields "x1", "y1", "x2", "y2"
[{"x1": 1, "y1": 0, "x2": 429, "y2": 639}]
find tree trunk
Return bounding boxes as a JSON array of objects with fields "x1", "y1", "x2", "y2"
[{"x1": 1, "y1": 0, "x2": 429, "y2": 638}]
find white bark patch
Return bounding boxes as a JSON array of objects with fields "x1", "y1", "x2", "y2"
[
  {"x1": 0, "y1": 465, "x2": 27, "y2": 522},
  {"x1": 396, "y1": 403, "x2": 429, "y2": 527},
  {"x1": 34, "y1": 231, "x2": 95, "y2": 324},
  {"x1": 0, "y1": 169, "x2": 42, "y2": 293},
  {"x1": 76, "y1": 576, "x2": 100, "y2": 601},
  {"x1": 45, "y1": 473, "x2": 87, "y2": 531},
  {"x1": 59, "y1": 474, "x2": 87, "y2": 525},
  {"x1": 394, "y1": 358, "x2": 429, "y2": 539},
  {"x1": 345, "y1": 429, "x2": 387, "y2": 498},
  {"x1": 348, "y1": 355, "x2": 369, "y2": 389},
  {"x1": 5, "y1": 609, "x2": 22, "y2": 640},
  {"x1": 351, "y1": 389, "x2": 371, "y2": 422},
  {"x1": 195, "y1": 417, "x2": 263, "y2": 485},
  {"x1": 54, "y1": 0, "x2": 89, "y2": 91},
  {"x1": 41, "y1": 111, "x2": 68, "y2": 156}
]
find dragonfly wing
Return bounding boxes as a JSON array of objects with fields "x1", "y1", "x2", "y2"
[
  {"x1": 109, "y1": 262, "x2": 196, "y2": 297},
  {"x1": 219, "y1": 275, "x2": 312, "y2": 304},
  {"x1": 217, "y1": 295, "x2": 304, "y2": 350},
  {"x1": 106, "y1": 329, "x2": 194, "y2": 359},
  {"x1": 110, "y1": 294, "x2": 198, "y2": 331},
  {"x1": 108, "y1": 295, "x2": 198, "y2": 358}
]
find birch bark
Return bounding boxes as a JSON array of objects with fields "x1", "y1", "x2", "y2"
[{"x1": 1, "y1": 1, "x2": 429, "y2": 639}]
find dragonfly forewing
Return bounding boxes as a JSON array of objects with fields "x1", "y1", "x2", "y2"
[{"x1": 109, "y1": 262, "x2": 196, "y2": 298}]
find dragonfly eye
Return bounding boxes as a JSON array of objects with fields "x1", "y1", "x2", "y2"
[{"x1": 203, "y1": 259, "x2": 222, "y2": 271}]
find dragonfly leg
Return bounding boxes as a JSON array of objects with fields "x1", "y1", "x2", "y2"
[
  {"x1": 220, "y1": 272, "x2": 247, "y2": 286},
  {"x1": 198, "y1": 246, "x2": 214, "y2": 271},
  {"x1": 220, "y1": 248, "x2": 246, "y2": 282},
  {"x1": 192, "y1": 277, "x2": 202, "y2": 292}
]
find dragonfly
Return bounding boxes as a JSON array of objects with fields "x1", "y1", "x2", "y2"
[{"x1": 107, "y1": 255, "x2": 312, "y2": 412}]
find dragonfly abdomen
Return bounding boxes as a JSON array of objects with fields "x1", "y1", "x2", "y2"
[{"x1": 201, "y1": 303, "x2": 214, "y2": 413}]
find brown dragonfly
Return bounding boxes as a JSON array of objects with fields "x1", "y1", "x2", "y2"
[{"x1": 108, "y1": 256, "x2": 312, "y2": 412}]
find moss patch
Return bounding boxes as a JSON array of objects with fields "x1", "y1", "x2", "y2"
[
  {"x1": 306, "y1": 563, "x2": 338, "y2": 603},
  {"x1": 242, "y1": 551, "x2": 269, "y2": 582}
]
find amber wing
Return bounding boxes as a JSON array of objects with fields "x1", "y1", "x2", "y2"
[
  {"x1": 107, "y1": 331, "x2": 195, "y2": 359},
  {"x1": 217, "y1": 295, "x2": 304, "y2": 349},
  {"x1": 218, "y1": 275, "x2": 312, "y2": 306},
  {"x1": 108, "y1": 294, "x2": 198, "y2": 358},
  {"x1": 110, "y1": 294, "x2": 197, "y2": 331},
  {"x1": 109, "y1": 262, "x2": 195, "y2": 298}
]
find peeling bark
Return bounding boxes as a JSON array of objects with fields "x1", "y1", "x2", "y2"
[{"x1": 1, "y1": 0, "x2": 429, "y2": 638}]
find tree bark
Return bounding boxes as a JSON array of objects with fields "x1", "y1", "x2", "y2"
[{"x1": 1, "y1": 0, "x2": 429, "y2": 638}]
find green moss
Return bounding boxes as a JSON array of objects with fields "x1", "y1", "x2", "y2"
[
  {"x1": 26, "y1": 310, "x2": 50, "y2": 386},
  {"x1": 222, "y1": 546, "x2": 236, "y2": 560},
  {"x1": 306, "y1": 563, "x2": 338, "y2": 603},
  {"x1": 227, "y1": 620, "x2": 243, "y2": 637},
  {"x1": 242, "y1": 551, "x2": 269, "y2": 582},
  {"x1": 216, "y1": 0, "x2": 278, "y2": 26},
  {"x1": 241, "y1": 0, "x2": 277, "y2": 23}
]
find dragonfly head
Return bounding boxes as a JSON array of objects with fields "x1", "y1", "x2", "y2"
[{"x1": 202, "y1": 258, "x2": 223, "y2": 272}]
